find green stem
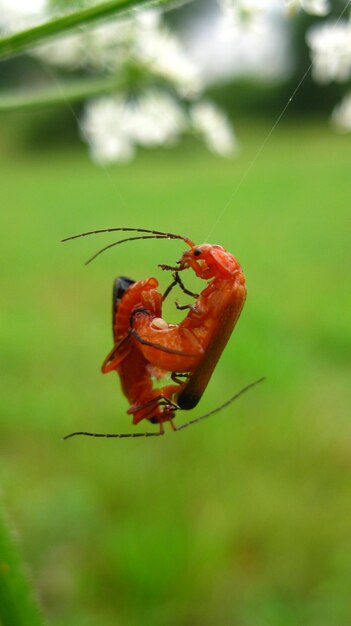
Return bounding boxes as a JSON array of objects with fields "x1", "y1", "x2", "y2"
[
  {"x1": 0, "y1": 508, "x2": 44, "y2": 626},
  {"x1": 0, "y1": 0, "x2": 183, "y2": 61},
  {"x1": 0, "y1": 76, "x2": 127, "y2": 112}
]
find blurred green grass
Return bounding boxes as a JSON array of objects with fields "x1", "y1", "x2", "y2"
[{"x1": 0, "y1": 117, "x2": 350, "y2": 626}]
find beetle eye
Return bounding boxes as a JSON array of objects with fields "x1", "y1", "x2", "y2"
[{"x1": 193, "y1": 248, "x2": 201, "y2": 257}]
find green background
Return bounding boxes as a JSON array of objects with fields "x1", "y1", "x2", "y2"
[{"x1": 0, "y1": 116, "x2": 350, "y2": 625}]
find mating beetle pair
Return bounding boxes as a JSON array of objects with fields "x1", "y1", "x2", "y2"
[{"x1": 63, "y1": 227, "x2": 263, "y2": 439}]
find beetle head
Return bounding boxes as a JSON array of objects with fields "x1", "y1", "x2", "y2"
[{"x1": 178, "y1": 244, "x2": 239, "y2": 279}]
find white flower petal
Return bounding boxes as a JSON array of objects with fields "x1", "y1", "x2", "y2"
[
  {"x1": 331, "y1": 93, "x2": 351, "y2": 133},
  {"x1": 285, "y1": 0, "x2": 330, "y2": 15},
  {"x1": 34, "y1": 32, "x2": 86, "y2": 69},
  {"x1": 126, "y1": 91, "x2": 186, "y2": 147},
  {"x1": 306, "y1": 21, "x2": 351, "y2": 83},
  {"x1": 80, "y1": 90, "x2": 187, "y2": 164},
  {"x1": 301, "y1": 0, "x2": 330, "y2": 16},
  {"x1": 81, "y1": 97, "x2": 134, "y2": 165},
  {"x1": 191, "y1": 102, "x2": 238, "y2": 157},
  {"x1": 0, "y1": 0, "x2": 46, "y2": 32},
  {"x1": 134, "y1": 23, "x2": 203, "y2": 97},
  {"x1": 90, "y1": 136, "x2": 135, "y2": 165},
  {"x1": 220, "y1": 0, "x2": 330, "y2": 20}
]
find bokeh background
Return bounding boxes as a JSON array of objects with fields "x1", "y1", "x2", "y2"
[{"x1": 0, "y1": 2, "x2": 351, "y2": 625}]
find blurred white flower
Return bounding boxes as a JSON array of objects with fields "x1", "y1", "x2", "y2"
[
  {"x1": 81, "y1": 97, "x2": 135, "y2": 164},
  {"x1": 33, "y1": 8, "x2": 202, "y2": 97},
  {"x1": 220, "y1": 0, "x2": 329, "y2": 20},
  {"x1": 82, "y1": 92, "x2": 236, "y2": 165},
  {"x1": 35, "y1": 32, "x2": 88, "y2": 69},
  {"x1": 86, "y1": 19, "x2": 135, "y2": 70},
  {"x1": 34, "y1": 18, "x2": 135, "y2": 71},
  {"x1": 135, "y1": 24, "x2": 203, "y2": 98},
  {"x1": 81, "y1": 90, "x2": 186, "y2": 165},
  {"x1": 1, "y1": 2, "x2": 243, "y2": 164},
  {"x1": 306, "y1": 21, "x2": 351, "y2": 83},
  {"x1": 331, "y1": 93, "x2": 351, "y2": 133},
  {"x1": 190, "y1": 102, "x2": 238, "y2": 157},
  {"x1": 198, "y1": 1, "x2": 289, "y2": 83},
  {"x1": 0, "y1": 0, "x2": 46, "y2": 32},
  {"x1": 285, "y1": 0, "x2": 330, "y2": 16},
  {"x1": 127, "y1": 91, "x2": 186, "y2": 146},
  {"x1": 220, "y1": 0, "x2": 281, "y2": 19},
  {"x1": 219, "y1": 0, "x2": 282, "y2": 27}
]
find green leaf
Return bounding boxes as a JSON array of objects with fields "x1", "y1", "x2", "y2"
[
  {"x1": 0, "y1": 508, "x2": 45, "y2": 626},
  {"x1": 0, "y1": 0, "x2": 186, "y2": 61}
]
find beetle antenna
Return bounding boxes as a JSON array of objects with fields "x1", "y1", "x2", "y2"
[
  {"x1": 63, "y1": 379, "x2": 265, "y2": 440},
  {"x1": 63, "y1": 430, "x2": 164, "y2": 440},
  {"x1": 62, "y1": 227, "x2": 195, "y2": 264},
  {"x1": 62, "y1": 227, "x2": 192, "y2": 242},
  {"x1": 62, "y1": 227, "x2": 194, "y2": 246},
  {"x1": 85, "y1": 235, "x2": 173, "y2": 265},
  {"x1": 175, "y1": 377, "x2": 265, "y2": 432}
]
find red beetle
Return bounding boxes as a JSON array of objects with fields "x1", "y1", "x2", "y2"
[{"x1": 63, "y1": 228, "x2": 263, "y2": 439}]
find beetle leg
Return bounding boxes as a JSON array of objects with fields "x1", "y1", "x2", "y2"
[
  {"x1": 175, "y1": 300, "x2": 197, "y2": 312},
  {"x1": 162, "y1": 271, "x2": 199, "y2": 302},
  {"x1": 101, "y1": 331, "x2": 132, "y2": 373},
  {"x1": 162, "y1": 272, "x2": 184, "y2": 301},
  {"x1": 162, "y1": 276, "x2": 178, "y2": 301},
  {"x1": 171, "y1": 372, "x2": 189, "y2": 384},
  {"x1": 159, "y1": 263, "x2": 182, "y2": 272},
  {"x1": 173, "y1": 272, "x2": 199, "y2": 299},
  {"x1": 129, "y1": 391, "x2": 179, "y2": 426},
  {"x1": 128, "y1": 394, "x2": 179, "y2": 415}
]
